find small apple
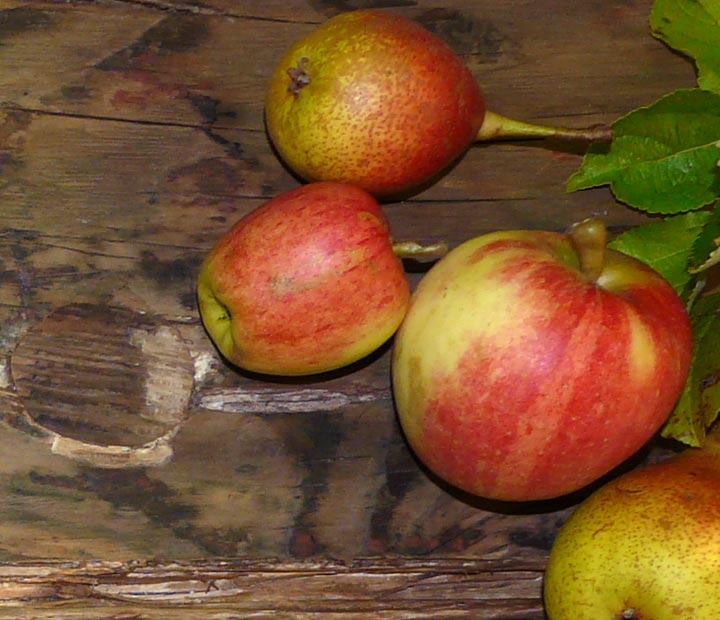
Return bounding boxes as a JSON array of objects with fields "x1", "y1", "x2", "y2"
[
  {"x1": 197, "y1": 181, "x2": 410, "y2": 376},
  {"x1": 391, "y1": 218, "x2": 692, "y2": 501},
  {"x1": 265, "y1": 10, "x2": 610, "y2": 199},
  {"x1": 544, "y1": 431, "x2": 720, "y2": 619}
]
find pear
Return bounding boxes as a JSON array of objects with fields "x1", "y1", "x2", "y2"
[
  {"x1": 265, "y1": 10, "x2": 611, "y2": 199},
  {"x1": 544, "y1": 433, "x2": 720, "y2": 620}
]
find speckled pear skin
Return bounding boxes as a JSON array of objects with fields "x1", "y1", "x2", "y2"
[
  {"x1": 265, "y1": 9, "x2": 485, "y2": 199},
  {"x1": 544, "y1": 435, "x2": 720, "y2": 620}
]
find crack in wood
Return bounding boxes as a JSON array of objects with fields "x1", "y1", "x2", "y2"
[
  {"x1": 196, "y1": 386, "x2": 387, "y2": 414},
  {"x1": 1, "y1": 104, "x2": 207, "y2": 130}
]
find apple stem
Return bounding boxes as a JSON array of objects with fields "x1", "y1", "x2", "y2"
[
  {"x1": 569, "y1": 218, "x2": 608, "y2": 283},
  {"x1": 392, "y1": 240, "x2": 449, "y2": 261},
  {"x1": 475, "y1": 110, "x2": 613, "y2": 143}
]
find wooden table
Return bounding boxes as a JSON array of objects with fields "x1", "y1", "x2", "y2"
[{"x1": 0, "y1": 1, "x2": 696, "y2": 617}]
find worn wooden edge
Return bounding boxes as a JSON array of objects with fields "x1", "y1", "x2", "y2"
[{"x1": 0, "y1": 556, "x2": 546, "y2": 618}]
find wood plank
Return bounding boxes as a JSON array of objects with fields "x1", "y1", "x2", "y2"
[
  {"x1": 0, "y1": 0, "x2": 700, "y2": 615},
  {"x1": 0, "y1": 557, "x2": 546, "y2": 619},
  {"x1": 0, "y1": 299, "x2": 650, "y2": 563}
]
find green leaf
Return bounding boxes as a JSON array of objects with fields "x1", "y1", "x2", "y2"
[
  {"x1": 608, "y1": 211, "x2": 711, "y2": 296},
  {"x1": 566, "y1": 89, "x2": 720, "y2": 214},
  {"x1": 688, "y1": 205, "x2": 720, "y2": 273},
  {"x1": 661, "y1": 292, "x2": 720, "y2": 446},
  {"x1": 651, "y1": 0, "x2": 720, "y2": 92}
]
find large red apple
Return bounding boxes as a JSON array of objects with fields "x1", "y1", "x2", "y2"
[
  {"x1": 197, "y1": 181, "x2": 410, "y2": 376},
  {"x1": 391, "y1": 219, "x2": 692, "y2": 501}
]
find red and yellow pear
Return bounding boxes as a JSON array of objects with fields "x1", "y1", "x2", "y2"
[
  {"x1": 265, "y1": 10, "x2": 610, "y2": 199},
  {"x1": 545, "y1": 430, "x2": 720, "y2": 619}
]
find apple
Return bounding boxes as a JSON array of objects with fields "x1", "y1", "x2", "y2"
[
  {"x1": 391, "y1": 218, "x2": 693, "y2": 501},
  {"x1": 197, "y1": 181, "x2": 410, "y2": 376},
  {"x1": 544, "y1": 431, "x2": 720, "y2": 619},
  {"x1": 265, "y1": 10, "x2": 610, "y2": 199}
]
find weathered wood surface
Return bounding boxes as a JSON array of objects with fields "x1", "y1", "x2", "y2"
[
  {"x1": 0, "y1": 0, "x2": 696, "y2": 616},
  {"x1": 0, "y1": 557, "x2": 549, "y2": 618}
]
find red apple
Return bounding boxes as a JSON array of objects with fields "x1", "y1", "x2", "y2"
[
  {"x1": 197, "y1": 182, "x2": 410, "y2": 376},
  {"x1": 391, "y1": 219, "x2": 692, "y2": 501}
]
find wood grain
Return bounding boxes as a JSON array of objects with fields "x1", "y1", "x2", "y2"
[
  {"x1": 0, "y1": 557, "x2": 546, "y2": 619},
  {"x1": 0, "y1": 0, "x2": 697, "y2": 616}
]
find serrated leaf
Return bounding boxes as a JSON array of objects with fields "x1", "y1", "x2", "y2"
[
  {"x1": 608, "y1": 210, "x2": 711, "y2": 295},
  {"x1": 661, "y1": 292, "x2": 720, "y2": 446},
  {"x1": 688, "y1": 204, "x2": 720, "y2": 273},
  {"x1": 651, "y1": 0, "x2": 720, "y2": 92},
  {"x1": 566, "y1": 89, "x2": 720, "y2": 214}
]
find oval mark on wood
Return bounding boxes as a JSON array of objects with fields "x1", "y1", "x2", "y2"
[{"x1": 9, "y1": 303, "x2": 194, "y2": 468}]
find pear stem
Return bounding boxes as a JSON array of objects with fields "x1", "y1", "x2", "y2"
[
  {"x1": 392, "y1": 240, "x2": 449, "y2": 261},
  {"x1": 476, "y1": 110, "x2": 613, "y2": 143},
  {"x1": 569, "y1": 218, "x2": 608, "y2": 283}
]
